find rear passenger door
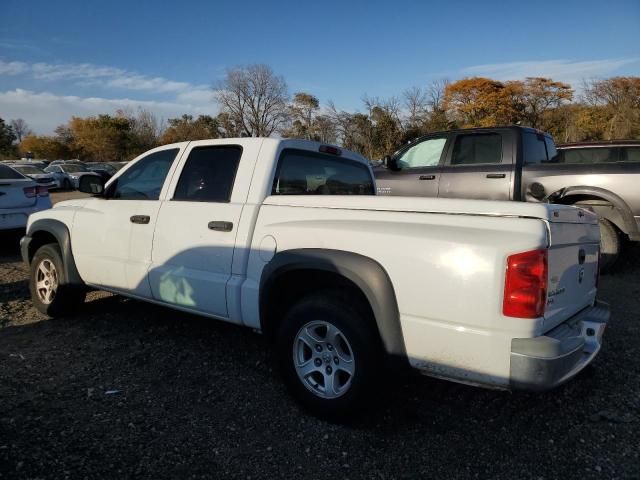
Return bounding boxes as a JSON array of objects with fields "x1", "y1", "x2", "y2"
[
  {"x1": 438, "y1": 131, "x2": 513, "y2": 200},
  {"x1": 148, "y1": 142, "x2": 250, "y2": 319},
  {"x1": 375, "y1": 136, "x2": 449, "y2": 197}
]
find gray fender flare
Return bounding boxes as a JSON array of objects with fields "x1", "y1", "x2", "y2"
[
  {"x1": 260, "y1": 249, "x2": 407, "y2": 360},
  {"x1": 22, "y1": 219, "x2": 84, "y2": 285},
  {"x1": 549, "y1": 186, "x2": 639, "y2": 239}
]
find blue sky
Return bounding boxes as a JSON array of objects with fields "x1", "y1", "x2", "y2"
[{"x1": 1, "y1": 0, "x2": 639, "y2": 133}]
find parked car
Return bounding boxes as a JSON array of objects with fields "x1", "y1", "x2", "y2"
[
  {"x1": 0, "y1": 164, "x2": 52, "y2": 231},
  {"x1": 374, "y1": 126, "x2": 639, "y2": 270},
  {"x1": 85, "y1": 162, "x2": 117, "y2": 181},
  {"x1": 21, "y1": 138, "x2": 608, "y2": 418},
  {"x1": 11, "y1": 164, "x2": 59, "y2": 189},
  {"x1": 109, "y1": 161, "x2": 128, "y2": 171},
  {"x1": 43, "y1": 163, "x2": 100, "y2": 190}
]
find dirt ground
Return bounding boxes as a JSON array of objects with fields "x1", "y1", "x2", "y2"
[{"x1": 0, "y1": 191, "x2": 639, "y2": 479}]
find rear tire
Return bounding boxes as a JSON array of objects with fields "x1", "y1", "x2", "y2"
[
  {"x1": 62, "y1": 178, "x2": 72, "y2": 190},
  {"x1": 276, "y1": 290, "x2": 383, "y2": 420},
  {"x1": 29, "y1": 243, "x2": 85, "y2": 317},
  {"x1": 598, "y1": 218, "x2": 621, "y2": 273}
]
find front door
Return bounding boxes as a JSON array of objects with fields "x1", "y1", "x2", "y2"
[
  {"x1": 148, "y1": 143, "x2": 245, "y2": 318},
  {"x1": 71, "y1": 147, "x2": 182, "y2": 296}
]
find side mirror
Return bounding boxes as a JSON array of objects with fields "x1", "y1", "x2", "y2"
[
  {"x1": 383, "y1": 155, "x2": 399, "y2": 171},
  {"x1": 79, "y1": 175, "x2": 105, "y2": 195}
]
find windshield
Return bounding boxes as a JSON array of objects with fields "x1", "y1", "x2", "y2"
[
  {"x1": 61, "y1": 164, "x2": 88, "y2": 173},
  {"x1": 15, "y1": 165, "x2": 44, "y2": 175}
]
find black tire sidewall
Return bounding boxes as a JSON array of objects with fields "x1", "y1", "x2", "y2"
[
  {"x1": 277, "y1": 292, "x2": 382, "y2": 419},
  {"x1": 598, "y1": 219, "x2": 620, "y2": 272}
]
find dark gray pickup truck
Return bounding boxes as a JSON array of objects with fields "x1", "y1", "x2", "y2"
[{"x1": 374, "y1": 127, "x2": 640, "y2": 270}]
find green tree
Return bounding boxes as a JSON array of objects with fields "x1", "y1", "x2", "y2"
[
  {"x1": 0, "y1": 118, "x2": 17, "y2": 158},
  {"x1": 159, "y1": 114, "x2": 221, "y2": 144}
]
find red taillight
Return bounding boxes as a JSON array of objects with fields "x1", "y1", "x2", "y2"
[
  {"x1": 23, "y1": 186, "x2": 37, "y2": 198},
  {"x1": 319, "y1": 145, "x2": 342, "y2": 156},
  {"x1": 37, "y1": 186, "x2": 49, "y2": 197},
  {"x1": 503, "y1": 249, "x2": 548, "y2": 319}
]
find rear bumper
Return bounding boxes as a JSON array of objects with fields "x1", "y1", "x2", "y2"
[{"x1": 510, "y1": 301, "x2": 609, "y2": 391}]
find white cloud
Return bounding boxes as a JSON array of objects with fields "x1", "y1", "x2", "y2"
[
  {"x1": 176, "y1": 88, "x2": 214, "y2": 104},
  {"x1": 461, "y1": 58, "x2": 639, "y2": 85},
  {"x1": 0, "y1": 60, "x2": 28, "y2": 75},
  {"x1": 0, "y1": 59, "x2": 208, "y2": 94},
  {"x1": 0, "y1": 89, "x2": 217, "y2": 134}
]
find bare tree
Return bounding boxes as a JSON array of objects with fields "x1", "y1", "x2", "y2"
[
  {"x1": 213, "y1": 64, "x2": 289, "y2": 137},
  {"x1": 426, "y1": 79, "x2": 450, "y2": 112},
  {"x1": 403, "y1": 86, "x2": 428, "y2": 129},
  {"x1": 10, "y1": 118, "x2": 32, "y2": 143}
]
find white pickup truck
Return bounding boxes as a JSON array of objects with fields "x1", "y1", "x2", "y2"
[{"x1": 21, "y1": 138, "x2": 609, "y2": 418}]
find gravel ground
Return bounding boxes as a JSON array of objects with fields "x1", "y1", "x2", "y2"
[{"x1": 1, "y1": 192, "x2": 639, "y2": 479}]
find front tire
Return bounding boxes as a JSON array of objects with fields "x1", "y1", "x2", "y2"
[
  {"x1": 62, "y1": 178, "x2": 72, "y2": 190},
  {"x1": 29, "y1": 243, "x2": 85, "y2": 317},
  {"x1": 276, "y1": 290, "x2": 382, "y2": 420},
  {"x1": 599, "y1": 218, "x2": 621, "y2": 273}
]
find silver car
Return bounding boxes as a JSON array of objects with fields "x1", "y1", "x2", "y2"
[
  {"x1": 11, "y1": 164, "x2": 59, "y2": 190},
  {"x1": 44, "y1": 163, "x2": 101, "y2": 190}
]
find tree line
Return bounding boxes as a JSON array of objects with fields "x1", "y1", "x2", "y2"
[{"x1": 1, "y1": 64, "x2": 638, "y2": 162}]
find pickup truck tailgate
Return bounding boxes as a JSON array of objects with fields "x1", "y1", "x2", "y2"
[{"x1": 544, "y1": 209, "x2": 600, "y2": 331}]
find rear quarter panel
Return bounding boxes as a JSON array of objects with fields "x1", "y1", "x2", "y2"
[{"x1": 242, "y1": 203, "x2": 550, "y2": 386}]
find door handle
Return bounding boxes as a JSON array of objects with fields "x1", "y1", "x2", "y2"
[
  {"x1": 130, "y1": 215, "x2": 150, "y2": 224},
  {"x1": 208, "y1": 221, "x2": 234, "y2": 232},
  {"x1": 419, "y1": 175, "x2": 436, "y2": 180},
  {"x1": 486, "y1": 173, "x2": 506, "y2": 179}
]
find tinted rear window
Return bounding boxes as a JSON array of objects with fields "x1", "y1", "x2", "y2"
[
  {"x1": 272, "y1": 149, "x2": 374, "y2": 195},
  {"x1": 621, "y1": 147, "x2": 640, "y2": 162},
  {"x1": 558, "y1": 148, "x2": 618, "y2": 164},
  {"x1": 0, "y1": 165, "x2": 25, "y2": 180},
  {"x1": 174, "y1": 145, "x2": 242, "y2": 202},
  {"x1": 451, "y1": 134, "x2": 502, "y2": 165}
]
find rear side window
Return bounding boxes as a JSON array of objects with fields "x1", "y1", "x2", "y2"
[
  {"x1": 109, "y1": 148, "x2": 178, "y2": 200},
  {"x1": 558, "y1": 148, "x2": 618, "y2": 164},
  {"x1": 0, "y1": 165, "x2": 25, "y2": 179},
  {"x1": 272, "y1": 149, "x2": 374, "y2": 195},
  {"x1": 523, "y1": 133, "x2": 548, "y2": 164},
  {"x1": 451, "y1": 134, "x2": 502, "y2": 165},
  {"x1": 173, "y1": 145, "x2": 242, "y2": 202},
  {"x1": 621, "y1": 147, "x2": 640, "y2": 162}
]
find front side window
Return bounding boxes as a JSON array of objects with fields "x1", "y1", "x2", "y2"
[
  {"x1": 558, "y1": 148, "x2": 617, "y2": 164},
  {"x1": 173, "y1": 146, "x2": 242, "y2": 202},
  {"x1": 523, "y1": 132, "x2": 548, "y2": 164},
  {"x1": 272, "y1": 149, "x2": 374, "y2": 195},
  {"x1": 451, "y1": 134, "x2": 502, "y2": 165},
  {"x1": 108, "y1": 148, "x2": 178, "y2": 200},
  {"x1": 396, "y1": 137, "x2": 447, "y2": 169}
]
